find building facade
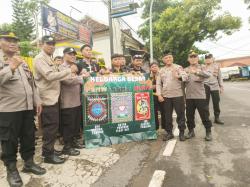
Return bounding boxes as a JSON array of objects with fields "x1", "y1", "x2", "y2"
[{"x1": 217, "y1": 56, "x2": 250, "y2": 68}]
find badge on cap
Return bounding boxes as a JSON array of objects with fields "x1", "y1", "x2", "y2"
[{"x1": 9, "y1": 32, "x2": 15, "y2": 37}]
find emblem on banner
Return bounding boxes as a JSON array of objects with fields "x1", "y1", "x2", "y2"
[
  {"x1": 135, "y1": 92, "x2": 151, "y2": 121},
  {"x1": 86, "y1": 94, "x2": 108, "y2": 125},
  {"x1": 111, "y1": 92, "x2": 133, "y2": 123}
]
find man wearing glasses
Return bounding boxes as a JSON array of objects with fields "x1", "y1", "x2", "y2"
[{"x1": 184, "y1": 51, "x2": 213, "y2": 141}]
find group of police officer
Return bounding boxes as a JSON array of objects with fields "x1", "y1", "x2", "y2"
[
  {"x1": 0, "y1": 31, "x2": 224, "y2": 187},
  {"x1": 154, "y1": 50, "x2": 224, "y2": 142}
]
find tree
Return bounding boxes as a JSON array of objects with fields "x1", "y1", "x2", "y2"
[
  {"x1": 138, "y1": 0, "x2": 241, "y2": 67},
  {"x1": 0, "y1": 23, "x2": 14, "y2": 33},
  {"x1": 12, "y1": 0, "x2": 34, "y2": 41},
  {"x1": 244, "y1": 0, "x2": 250, "y2": 23},
  {"x1": 245, "y1": 0, "x2": 250, "y2": 9},
  {"x1": 139, "y1": 0, "x2": 178, "y2": 42},
  {"x1": 24, "y1": 0, "x2": 50, "y2": 41},
  {"x1": 19, "y1": 41, "x2": 39, "y2": 57}
]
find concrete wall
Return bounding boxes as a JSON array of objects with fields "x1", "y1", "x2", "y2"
[
  {"x1": 217, "y1": 56, "x2": 250, "y2": 68},
  {"x1": 93, "y1": 31, "x2": 111, "y2": 68},
  {"x1": 53, "y1": 20, "x2": 141, "y2": 69}
]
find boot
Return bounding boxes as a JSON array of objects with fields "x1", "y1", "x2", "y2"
[
  {"x1": 44, "y1": 154, "x2": 65, "y2": 164},
  {"x1": 62, "y1": 144, "x2": 80, "y2": 156},
  {"x1": 54, "y1": 149, "x2": 63, "y2": 156},
  {"x1": 22, "y1": 157, "x2": 46, "y2": 175},
  {"x1": 6, "y1": 162, "x2": 23, "y2": 187},
  {"x1": 214, "y1": 117, "x2": 224, "y2": 125},
  {"x1": 72, "y1": 138, "x2": 85, "y2": 149},
  {"x1": 179, "y1": 130, "x2": 186, "y2": 141},
  {"x1": 185, "y1": 129, "x2": 195, "y2": 139},
  {"x1": 205, "y1": 129, "x2": 212, "y2": 141},
  {"x1": 163, "y1": 132, "x2": 174, "y2": 141}
]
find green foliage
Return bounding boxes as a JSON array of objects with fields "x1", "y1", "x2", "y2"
[
  {"x1": 245, "y1": 0, "x2": 250, "y2": 9},
  {"x1": 0, "y1": 23, "x2": 14, "y2": 33},
  {"x1": 244, "y1": 0, "x2": 250, "y2": 23},
  {"x1": 98, "y1": 58, "x2": 106, "y2": 67},
  {"x1": 19, "y1": 41, "x2": 39, "y2": 57},
  {"x1": 12, "y1": 0, "x2": 34, "y2": 41},
  {"x1": 24, "y1": 0, "x2": 50, "y2": 20},
  {"x1": 138, "y1": 0, "x2": 242, "y2": 67}
]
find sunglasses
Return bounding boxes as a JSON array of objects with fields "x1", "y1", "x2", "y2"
[{"x1": 189, "y1": 55, "x2": 198, "y2": 58}]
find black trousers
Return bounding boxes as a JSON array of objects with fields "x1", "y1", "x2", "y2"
[
  {"x1": 41, "y1": 103, "x2": 59, "y2": 156},
  {"x1": 186, "y1": 99, "x2": 212, "y2": 130},
  {"x1": 0, "y1": 110, "x2": 35, "y2": 166},
  {"x1": 61, "y1": 106, "x2": 81, "y2": 145},
  {"x1": 163, "y1": 96, "x2": 186, "y2": 133},
  {"x1": 205, "y1": 85, "x2": 221, "y2": 118},
  {"x1": 153, "y1": 95, "x2": 166, "y2": 130}
]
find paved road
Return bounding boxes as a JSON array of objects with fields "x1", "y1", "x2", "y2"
[
  {"x1": 0, "y1": 81, "x2": 250, "y2": 187},
  {"x1": 126, "y1": 81, "x2": 250, "y2": 187}
]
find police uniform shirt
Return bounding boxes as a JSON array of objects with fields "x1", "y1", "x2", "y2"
[
  {"x1": 59, "y1": 62, "x2": 82, "y2": 109},
  {"x1": 0, "y1": 50, "x2": 41, "y2": 112},
  {"x1": 204, "y1": 63, "x2": 223, "y2": 91},
  {"x1": 184, "y1": 64, "x2": 211, "y2": 99},
  {"x1": 156, "y1": 64, "x2": 187, "y2": 98},
  {"x1": 34, "y1": 50, "x2": 72, "y2": 106}
]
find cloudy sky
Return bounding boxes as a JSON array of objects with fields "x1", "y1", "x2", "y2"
[{"x1": 0, "y1": 0, "x2": 250, "y2": 60}]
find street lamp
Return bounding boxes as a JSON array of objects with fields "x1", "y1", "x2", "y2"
[{"x1": 149, "y1": 0, "x2": 155, "y2": 64}]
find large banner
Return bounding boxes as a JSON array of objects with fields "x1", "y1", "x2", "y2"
[
  {"x1": 83, "y1": 74, "x2": 157, "y2": 148},
  {"x1": 41, "y1": 4, "x2": 92, "y2": 44}
]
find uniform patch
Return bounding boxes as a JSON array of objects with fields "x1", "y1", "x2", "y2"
[
  {"x1": 111, "y1": 92, "x2": 133, "y2": 123},
  {"x1": 86, "y1": 94, "x2": 108, "y2": 125},
  {"x1": 135, "y1": 92, "x2": 151, "y2": 121}
]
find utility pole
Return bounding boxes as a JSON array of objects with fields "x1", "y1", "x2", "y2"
[
  {"x1": 70, "y1": 6, "x2": 82, "y2": 17},
  {"x1": 149, "y1": 0, "x2": 155, "y2": 64},
  {"x1": 108, "y1": 0, "x2": 114, "y2": 55}
]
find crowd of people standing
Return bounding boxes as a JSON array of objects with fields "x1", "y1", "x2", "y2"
[{"x1": 0, "y1": 31, "x2": 224, "y2": 187}]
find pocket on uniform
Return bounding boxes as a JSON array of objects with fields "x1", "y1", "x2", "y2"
[
  {"x1": 9, "y1": 75, "x2": 19, "y2": 81},
  {"x1": 0, "y1": 120, "x2": 10, "y2": 141},
  {"x1": 41, "y1": 108, "x2": 59, "y2": 127}
]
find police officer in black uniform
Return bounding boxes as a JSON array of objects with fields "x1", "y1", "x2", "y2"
[
  {"x1": 77, "y1": 44, "x2": 101, "y2": 75},
  {"x1": 130, "y1": 54, "x2": 146, "y2": 73},
  {"x1": 110, "y1": 53, "x2": 129, "y2": 73}
]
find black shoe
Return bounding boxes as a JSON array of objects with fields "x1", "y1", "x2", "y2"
[
  {"x1": 163, "y1": 133, "x2": 174, "y2": 141},
  {"x1": 205, "y1": 131, "x2": 212, "y2": 141},
  {"x1": 6, "y1": 163, "x2": 23, "y2": 187},
  {"x1": 179, "y1": 130, "x2": 186, "y2": 141},
  {"x1": 214, "y1": 118, "x2": 224, "y2": 125},
  {"x1": 72, "y1": 140, "x2": 85, "y2": 149},
  {"x1": 62, "y1": 147, "x2": 80, "y2": 156},
  {"x1": 54, "y1": 149, "x2": 63, "y2": 156},
  {"x1": 44, "y1": 154, "x2": 65, "y2": 164},
  {"x1": 22, "y1": 158, "x2": 46, "y2": 175},
  {"x1": 185, "y1": 129, "x2": 195, "y2": 139}
]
